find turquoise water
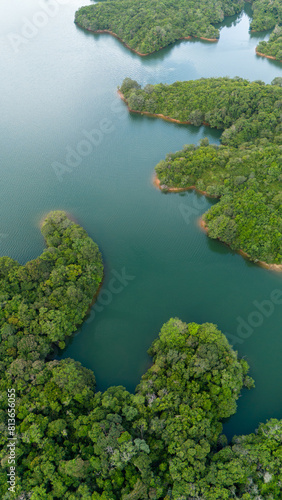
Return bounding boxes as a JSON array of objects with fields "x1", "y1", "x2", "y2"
[{"x1": 0, "y1": 0, "x2": 281, "y2": 439}]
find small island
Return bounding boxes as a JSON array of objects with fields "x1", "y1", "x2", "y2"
[
  {"x1": 74, "y1": 0, "x2": 244, "y2": 56},
  {"x1": 119, "y1": 77, "x2": 282, "y2": 268}
]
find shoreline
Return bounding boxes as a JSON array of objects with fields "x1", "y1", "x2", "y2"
[
  {"x1": 255, "y1": 49, "x2": 280, "y2": 62},
  {"x1": 198, "y1": 216, "x2": 282, "y2": 272},
  {"x1": 194, "y1": 35, "x2": 218, "y2": 42},
  {"x1": 153, "y1": 173, "x2": 219, "y2": 198},
  {"x1": 76, "y1": 24, "x2": 217, "y2": 56},
  {"x1": 118, "y1": 90, "x2": 212, "y2": 128}
]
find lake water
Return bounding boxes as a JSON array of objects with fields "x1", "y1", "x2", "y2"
[{"x1": 1, "y1": 0, "x2": 281, "y2": 439}]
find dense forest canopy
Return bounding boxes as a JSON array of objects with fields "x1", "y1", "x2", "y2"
[
  {"x1": 119, "y1": 77, "x2": 282, "y2": 265},
  {"x1": 1, "y1": 216, "x2": 282, "y2": 498},
  {"x1": 75, "y1": 0, "x2": 243, "y2": 55}
]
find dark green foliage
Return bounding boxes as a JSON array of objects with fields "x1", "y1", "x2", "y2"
[
  {"x1": 120, "y1": 77, "x2": 282, "y2": 264},
  {"x1": 75, "y1": 0, "x2": 243, "y2": 55}
]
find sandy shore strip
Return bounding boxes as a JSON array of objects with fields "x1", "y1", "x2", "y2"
[
  {"x1": 153, "y1": 174, "x2": 194, "y2": 192},
  {"x1": 255, "y1": 49, "x2": 281, "y2": 62}
]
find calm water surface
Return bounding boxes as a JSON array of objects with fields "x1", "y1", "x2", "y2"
[{"x1": 1, "y1": 0, "x2": 282, "y2": 439}]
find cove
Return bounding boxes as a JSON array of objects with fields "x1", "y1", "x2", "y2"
[{"x1": 0, "y1": 0, "x2": 281, "y2": 440}]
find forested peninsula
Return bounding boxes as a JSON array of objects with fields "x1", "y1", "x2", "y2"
[
  {"x1": 257, "y1": 25, "x2": 282, "y2": 62},
  {"x1": 119, "y1": 77, "x2": 282, "y2": 267},
  {"x1": 2, "y1": 0, "x2": 282, "y2": 496},
  {"x1": 0, "y1": 211, "x2": 104, "y2": 366},
  {"x1": 75, "y1": 0, "x2": 243, "y2": 56},
  {"x1": 75, "y1": 0, "x2": 282, "y2": 58}
]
